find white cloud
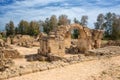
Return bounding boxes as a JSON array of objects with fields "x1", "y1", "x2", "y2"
[{"x1": 0, "y1": 0, "x2": 120, "y2": 30}]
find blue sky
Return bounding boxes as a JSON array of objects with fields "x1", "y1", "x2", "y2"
[{"x1": 0, "y1": 0, "x2": 120, "y2": 30}]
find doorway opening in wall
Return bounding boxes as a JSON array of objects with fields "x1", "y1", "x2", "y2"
[{"x1": 71, "y1": 29, "x2": 80, "y2": 39}]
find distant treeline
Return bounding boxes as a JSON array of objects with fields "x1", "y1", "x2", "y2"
[{"x1": 3, "y1": 12, "x2": 120, "y2": 40}]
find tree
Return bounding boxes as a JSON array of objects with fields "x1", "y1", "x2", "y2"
[
  {"x1": 18, "y1": 20, "x2": 29, "y2": 35},
  {"x1": 49, "y1": 15, "x2": 58, "y2": 31},
  {"x1": 81, "y1": 15, "x2": 88, "y2": 26},
  {"x1": 72, "y1": 29, "x2": 79, "y2": 39},
  {"x1": 74, "y1": 18, "x2": 80, "y2": 24},
  {"x1": 43, "y1": 18, "x2": 50, "y2": 34},
  {"x1": 111, "y1": 16, "x2": 120, "y2": 40},
  {"x1": 104, "y1": 12, "x2": 116, "y2": 38},
  {"x1": 29, "y1": 21, "x2": 40, "y2": 36},
  {"x1": 5, "y1": 21, "x2": 15, "y2": 37},
  {"x1": 94, "y1": 12, "x2": 120, "y2": 40},
  {"x1": 94, "y1": 14, "x2": 105, "y2": 29},
  {"x1": 15, "y1": 27, "x2": 19, "y2": 34},
  {"x1": 58, "y1": 14, "x2": 70, "y2": 25}
]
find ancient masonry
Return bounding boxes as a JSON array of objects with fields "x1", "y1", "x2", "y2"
[
  {"x1": 0, "y1": 39, "x2": 21, "y2": 71},
  {"x1": 7, "y1": 35, "x2": 40, "y2": 48},
  {"x1": 38, "y1": 24, "x2": 103, "y2": 56}
]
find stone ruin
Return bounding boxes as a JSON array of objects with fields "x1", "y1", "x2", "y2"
[
  {"x1": 38, "y1": 24, "x2": 103, "y2": 59},
  {"x1": 0, "y1": 39, "x2": 21, "y2": 59},
  {"x1": 38, "y1": 31, "x2": 65, "y2": 57},
  {"x1": 7, "y1": 35, "x2": 39, "y2": 48},
  {"x1": 0, "y1": 50, "x2": 14, "y2": 71},
  {"x1": 102, "y1": 40, "x2": 120, "y2": 47},
  {"x1": 0, "y1": 39, "x2": 21, "y2": 71},
  {"x1": 37, "y1": 31, "x2": 65, "y2": 61}
]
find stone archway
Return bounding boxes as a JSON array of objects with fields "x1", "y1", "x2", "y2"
[
  {"x1": 71, "y1": 28, "x2": 80, "y2": 39},
  {"x1": 69, "y1": 24, "x2": 87, "y2": 39},
  {"x1": 64, "y1": 24, "x2": 93, "y2": 53},
  {"x1": 64, "y1": 24, "x2": 88, "y2": 49},
  {"x1": 38, "y1": 23, "x2": 104, "y2": 57}
]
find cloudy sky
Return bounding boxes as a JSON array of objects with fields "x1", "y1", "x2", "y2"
[{"x1": 0, "y1": 0, "x2": 120, "y2": 30}]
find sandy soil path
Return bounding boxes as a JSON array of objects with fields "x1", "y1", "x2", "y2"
[{"x1": 7, "y1": 56, "x2": 120, "y2": 80}]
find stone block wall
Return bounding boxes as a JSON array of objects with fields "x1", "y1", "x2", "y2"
[
  {"x1": 38, "y1": 33, "x2": 65, "y2": 57},
  {"x1": 49, "y1": 39, "x2": 65, "y2": 56}
]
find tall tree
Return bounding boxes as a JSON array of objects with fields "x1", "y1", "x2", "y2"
[
  {"x1": 15, "y1": 27, "x2": 19, "y2": 34},
  {"x1": 81, "y1": 15, "x2": 88, "y2": 26},
  {"x1": 49, "y1": 15, "x2": 58, "y2": 31},
  {"x1": 94, "y1": 14, "x2": 105, "y2": 29},
  {"x1": 72, "y1": 29, "x2": 79, "y2": 39},
  {"x1": 74, "y1": 18, "x2": 80, "y2": 24},
  {"x1": 29, "y1": 21, "x2": 40, "y2": 36},
  {"x1": 94, "y1": 12, "x2": 120, "y2": 40},
  {"x1": 5, "y1": 21, "x2": 15, "y2": 37},
  {"x1": 18, "y1": 20, "x2": 29, "y2": 35},
  {"x1": 104, "y1": 12, "x2": 113, "y2": 37},
  {"x1": 58, "y1": 14, "x2": 70, "y2": 25},
  {"x1": 112, "y1": 16, "x2": 120, "y2": 40},
  {"x1": 43, "y1": 18, "x2": 50, "y2": 34}
]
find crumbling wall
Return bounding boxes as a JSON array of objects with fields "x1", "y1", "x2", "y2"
[
  {"x1": 13, "y1": 35, "x2": 34, "y2": 47},
  {"x1": 102, "y1": 40, "x2": 120, "y2": 47},
  {"x1": 48, "y1": 38, "x2": 65, "y2": 56},
  {"x1": 64, "y1": 24, "x2": 93, "y2": 53},
  {"x1": 0, "y1": 49, "x2": 14, "y2": 71},
  {"x1": 0, "y1": 39, "x2": 21, "y2": 59},
  {"x1": 38, "y1": 31, "x2": 65, "y2": 57},
  {"x1": 38, "y1": 33, "x2": 49, "y2": 56},
  {"x1": 6, "y1": 35, "x2": 37, "y2": 48},
  {"x1": 91, "y1": 30, "x2": 103, "y2": 48},
  {"x1": 1, "y1": 49, "x2": 21, "y2": 59},
  {"x1": 38, "y1": 23, "x2": 103, "y2": 58}
]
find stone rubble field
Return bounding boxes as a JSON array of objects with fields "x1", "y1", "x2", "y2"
[
  {"x1": 7, "y1": 53, "x2": 120, "y2": 80},
  {"x1": 0, "y1": 46, "x2": 119, "y2": 80}
]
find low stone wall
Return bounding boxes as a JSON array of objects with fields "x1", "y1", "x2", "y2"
[
  {"x1": 1, "y1": 49, "x2": 21, "y2": 59},
  {"x1": 102, "y1": 40, "x2": 120, "y2": 47},
  {"x1": 86, "y1": 46, "x2": 120, "y2": 56},
  {"x1": 0, "y1": 49, "x2": 21, "y2": 72}
]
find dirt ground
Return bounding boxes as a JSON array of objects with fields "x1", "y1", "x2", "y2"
[
  {"x1": 11, "y1": 45, "x2": 39, "y2": 66},
  {"x1": 7, "y1": 45, "x2": 120, "y2": 80}
]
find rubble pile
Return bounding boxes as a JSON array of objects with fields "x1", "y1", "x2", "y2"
[
  {"x1": 86, "y1": 46, "x2": 120, "y2": 56},
  {"x1": 0, "y1": 39, "x2": 12, "y2": 49},
  {"x1": 0, "y1": 38, "x2": 21, "y2": 59},
  {"x1": 0, "y1": 49, "x2": 21, "y2": 59},
  {"x1": 103, "y1": 40, "x2": 120, "y2": 47},
  {"x1": 7, "y1": 35, "x2": 39, "y2": 48},
  {"x1": 0, "y1": 50, "x2": 14, "y2": 72}
]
